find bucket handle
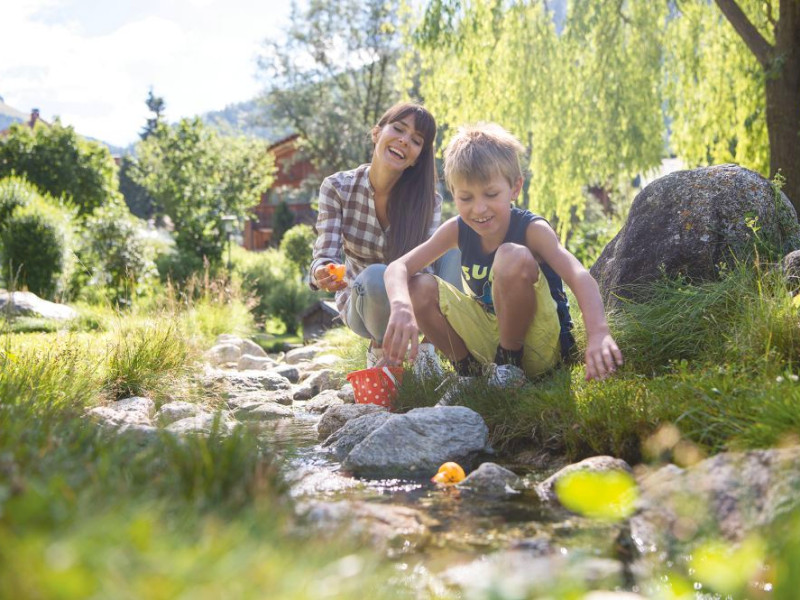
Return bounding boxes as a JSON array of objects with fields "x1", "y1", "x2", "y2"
[{"x1": 381, "y1": 366, "x2": 398, "y2": 390}]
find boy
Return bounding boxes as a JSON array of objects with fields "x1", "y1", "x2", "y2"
[{"x1": 382, "y1": 123, "x2": 622, "y2": 401}]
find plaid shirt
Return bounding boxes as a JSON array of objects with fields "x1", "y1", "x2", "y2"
[{"x1": 310, "y1": 164, "x2": 442, "y2": 323}]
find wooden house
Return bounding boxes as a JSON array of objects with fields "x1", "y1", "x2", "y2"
[{"x1": 244, "y1": 134, "x2": 317, "y2": 250}]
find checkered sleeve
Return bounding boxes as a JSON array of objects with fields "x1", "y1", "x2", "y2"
[{"x1": 309, "y1": 176, "x2": 343, "y2": 290}]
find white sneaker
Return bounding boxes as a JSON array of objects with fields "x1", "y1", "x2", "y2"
[
  {"x1": 366, "y1": 344, "x2": 384, "y2": 368},
  {"x1": 487, "y1": 363, "x2": 527, "y2": 388},
  {"x1": 434, "y1": 373, "x2": 477, "y2": 406},
  {"x1": 413, "y1": 342, "x2": 444, "y2": 380}
]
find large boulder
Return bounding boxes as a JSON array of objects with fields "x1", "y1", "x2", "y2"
[
  {"x1": 590, "y1": 165, "x2": 800, "y2": 306},
  {"x1": 340, "y1": 406, "x2": 491, "y2": 478},
  {"x1": 0, "y1": 290, "x2": 77, "y2": 320}
]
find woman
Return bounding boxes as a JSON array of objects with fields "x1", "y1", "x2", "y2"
[{"x1": 309, "y1": 102, "x2": 461, "y2": 374}]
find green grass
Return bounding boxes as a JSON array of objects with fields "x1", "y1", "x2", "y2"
[{"x1": 0, "y1": 321, "x2": 398, "y2": 598}]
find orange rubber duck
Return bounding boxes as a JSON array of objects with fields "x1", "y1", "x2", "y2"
[
  {"x1": 431, "y1": 462, "x2": 466, "y2": 485},
  {"x1": 327, "y1": 263, "x2": 346, "y2": 281}
]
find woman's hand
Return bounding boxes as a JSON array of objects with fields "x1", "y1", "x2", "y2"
[
  {"x1": 584, "y1": 332, "x2": 623, "y2": 381},
  {"x1": 382, "y1": 302, "x2": 419, "y2": 365},
  {"x1": 313, "y1": 264, "x2": 347, "y2": 292}
]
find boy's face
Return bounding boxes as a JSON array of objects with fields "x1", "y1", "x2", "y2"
[{"x1": 451, "y1": 171, "x2": 523, "y2": 240}]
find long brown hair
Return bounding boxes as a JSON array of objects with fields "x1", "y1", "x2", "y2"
[{"x1": 375, "y1": 102, "x2": 437, "y2": 261}]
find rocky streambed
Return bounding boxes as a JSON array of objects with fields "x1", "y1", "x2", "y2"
[{"x1": 86, "y1": 335, "x2": 800, "y2": 598}]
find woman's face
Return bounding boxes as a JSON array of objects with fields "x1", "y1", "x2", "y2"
[{"x1": 372, "y1": 115, "x2": 425, "y2": 172}]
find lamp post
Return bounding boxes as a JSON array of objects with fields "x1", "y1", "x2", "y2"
[{"x1": 221, "y1": 215, "x2": 237, "y2": 271}]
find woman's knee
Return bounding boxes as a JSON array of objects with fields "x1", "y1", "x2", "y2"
[
  {"x1": 493, "y1": 243, "x2": 539, "y2": 283},
  {"x1": 353, "y1": 263, "x2": 388, "y2": 299}
]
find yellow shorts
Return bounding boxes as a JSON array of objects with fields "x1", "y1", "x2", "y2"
[{"x1": 435, "y1": 274, "x2": 561, "y2": 378}]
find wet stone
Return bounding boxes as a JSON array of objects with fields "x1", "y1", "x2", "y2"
[{"x1": 305, "y1": 390, "x2": 344, "y2": 414}]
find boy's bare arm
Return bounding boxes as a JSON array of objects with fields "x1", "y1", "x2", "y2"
[
  {"x1": 383, "y1": 219, "x2": 459, "y2": 364},
  {"x1": 525, "y1": 221, "x2": 623, "y2": 380}
]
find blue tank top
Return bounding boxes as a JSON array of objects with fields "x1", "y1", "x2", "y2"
[{"x1": 457, "y1": 207, "x2": 576, "y2": 361}]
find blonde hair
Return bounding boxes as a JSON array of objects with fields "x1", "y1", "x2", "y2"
[{"x1": 443, "y1": 123, "x2": 525, "y2": 191}]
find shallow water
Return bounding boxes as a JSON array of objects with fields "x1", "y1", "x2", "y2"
[{"x1": 252, "y1": 409, "x2": 624, "y2": 584}]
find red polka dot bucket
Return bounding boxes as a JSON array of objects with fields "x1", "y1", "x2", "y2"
[{"x1": 346, "y1": 366, "x2": 404, "y2": 409}]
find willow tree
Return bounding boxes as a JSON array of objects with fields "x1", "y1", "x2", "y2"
[
  {"x1": 666, "y1": 0, "x2": 799, "y2": 211},
  {"x1": 406, "y1": 0, "x2": 666, "y2": 239}
]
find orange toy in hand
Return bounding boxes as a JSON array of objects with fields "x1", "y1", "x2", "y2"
[
  {"x1": 431, "y1": 462, "x2": 466, "y2": 485},
  {"x1": 327, "y1": 263, "x2": 346, "y2": 281}
]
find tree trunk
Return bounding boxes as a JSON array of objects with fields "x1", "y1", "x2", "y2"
[
  {"x1": 715, "y1": 0, "x2": 800, "y2": 213},
  {"x1": 766, "y1": 68, "x2": 800, "y2": 213},
  {"x1": 767, "y1": 0, "x2": 800, "y2": 213}
]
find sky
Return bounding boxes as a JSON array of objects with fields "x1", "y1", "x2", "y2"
[{"x1": 0, "y1": 0, "x2": 294, "y2": 148}]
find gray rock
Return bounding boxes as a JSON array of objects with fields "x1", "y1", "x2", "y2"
[
  {"x1": 323, "y1": 412, "x2": 394, "y2": 461},
  {"x1": 630, "y1": 446, "x2": 800, "y2": 555},
  {"x1": 304, "y1": 390, "x2": 344, "y2": 414},
  {"x1": 783, "y1": 250, "x2": 800, "y2": 293},
  {"x1": 591, "y1": 165, "x2": 800, "y2": 306},
  {"x1": 205, "y1": 343, "x2": 241, "y2": 366},
  {"x1": 0, "y1": 290, "x2": 77, "y2": 320},
  {"x1": 316, "y1": 403, "x2": 386, "y2": 440},
  {"x1": 224, "y1": 370, "x2": 292, "y2": 394},
  {"x1": 234, "y1": 402, "x2": 294, "y2": 420},
  {"x1": 307, "y1": 353, "x2": 342, "y2": 370},
  {"x1": 156, "y1": 401, "x2": 203, "y2": 425},
  {"x1": 536, "y1": 455, "x2": 633, "y2": 505},
  {"x1": 458, "y1": 462, "x2": 521, "y2": 496},
  {"x1": 284, "y1": 346, "x2": 319, "y2": 364},
  {"x1": 237, "y1": 354, "x2": 277, "y2": 371},
  {"x1": 342, "y1": 406, "x2": 490, "y2": 478},
  {"x1": 240, "y1": 339, "x2": 267, "y2": 357},
  {"x1": 337, "y1": 383, "x2": 355, "y2": 403},
  {"x1": 215, "y1": 334, "x2": 243, "y2": 346},
  {"x1": 116, "y1": 423, "x2": 159, "y2": 445},
  {"x1": 293, "y1": 369, "x2": 339, "y2": 400},
  {"x1": 87, "y1": 396, "x2": 156, "y2": 429},
  {"x1": 165, "y1": 412, "x2": 236, "y2": 436},
  {"x1": 301, "y1": 501, "x2": 432, "y2": 555},
  {"x1": 271, "y1": 364, "x2": 300, "y2": 383},
  {"x1": 439, "y1": 551, "x2": 623, "y2": 598}
]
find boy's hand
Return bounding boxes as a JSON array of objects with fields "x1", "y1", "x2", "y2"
[
  {"x1": 382, "y1": 304, "x2": 419, "y2": 365},
  {"x1": 313, "y1": 264, "x2": 347, "y2": 292},
  {"x1": 584, "y1": 332, "x2": 623, "y2": 381}
]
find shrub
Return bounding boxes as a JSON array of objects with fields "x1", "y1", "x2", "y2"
[
  {"x1": 0, "y1": 189, "x2": 76, "y2": 299},
  {"x1": 73, "y1": 200, "x2": 158, "y2": 306},
  {"x1": 236, "y1": 248, "x2": 319, "y2": 335},
  {"x1": 280, "y1": 223, "x2": 316, "y2": 273},
  {"x1": 0, "y1": 175, "x2": 38, "y2": 226}
]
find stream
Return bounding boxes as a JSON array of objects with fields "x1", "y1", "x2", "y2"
[{"x1": 252, "y1": 410, "x2": 629, "y2": 596}]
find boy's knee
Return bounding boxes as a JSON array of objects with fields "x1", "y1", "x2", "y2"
[
  {"x1": 494, "y1": 243, "x2": 538, "y2": 282},
  {"x1": 408, "y1": 274, "x2": 439, "y2": 310}
]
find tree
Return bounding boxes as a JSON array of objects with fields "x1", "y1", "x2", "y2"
[
  {"x1": 121, "y1": 90, "x2": 164, "y2": 218},
  {"x1": 271, "y1": 200, "x2": 295, "y2": 247},
  {"x1": 667, "y1": 0, "x2": 799, "y2": 211},
  {"x1": 131, "y1": 118, "x2": 274, "y2": 264},
  {"x1": 141, "y1": 88, "x2": 166, "y2": 140},
  {"x1": 0, "y1": 120, "x2": 120, "y2": 216},
  {"x1": 256, "y1": 0, "x2": 406, "y2": 185},
  {"x1": 409, "y1": 0, "x2": 666, "y2": 239}
]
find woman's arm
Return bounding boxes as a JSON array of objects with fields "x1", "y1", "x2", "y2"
[
  {"x1": 310, "y1": 177, "x2": 347, "y2": 292},
  {"x1": 525, "y1": 220, "x2": 622, "y2": 381},
  {"x1": 383, "y1": 218, "x2": 459, "y2": 363}
]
